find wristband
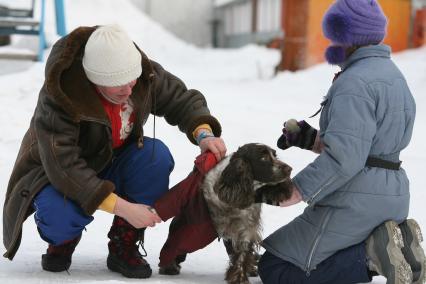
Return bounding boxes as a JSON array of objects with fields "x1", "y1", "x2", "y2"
[{"x1": 196, "y1": 131, "x2": 215, "y2": 145}]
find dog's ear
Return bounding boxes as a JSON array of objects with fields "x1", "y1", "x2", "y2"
[{"x1": 215, "y1": 157, "x2": 255, "y2": 209}]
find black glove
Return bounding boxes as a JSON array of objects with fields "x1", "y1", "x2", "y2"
[{"x1": 277, "y1": 119, "x2": 317, "y2": 150}]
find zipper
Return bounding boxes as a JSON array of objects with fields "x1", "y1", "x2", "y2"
[
  {"x1": 307, "y1": 175, "x2": 339, "y2": 206},
  {"x1": 305, "y1": 208, "x2": 333, "y2": 275}
]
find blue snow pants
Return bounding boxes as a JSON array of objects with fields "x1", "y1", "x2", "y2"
[
  {"x1": 258, "y1": 243, "x2": 372, "y2": 284},
  {"x1": 32, "y1": 137, "x2": 174, "y2": 245}
]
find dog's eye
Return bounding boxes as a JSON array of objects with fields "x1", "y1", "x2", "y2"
[{"x1": 261, "y1": 155, "x2": 270, "y2": 161}]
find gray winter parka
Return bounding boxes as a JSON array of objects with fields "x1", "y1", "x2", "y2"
[{"x1": 262, "y1": 44, "x2": 416, "y2": 273}]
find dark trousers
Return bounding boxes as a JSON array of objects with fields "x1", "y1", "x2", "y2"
[
  {"x1": 32, "y1": 137, "x2": 174, "y2": 245},
  {"x1": 258, "y1": 243, "x2": 372, "y2": 284}
]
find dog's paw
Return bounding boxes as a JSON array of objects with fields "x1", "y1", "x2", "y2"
[
  {"x1": 226, "y1": 265, "x2": 251, "y2": 284},
  {"x1": 248, "y1": 267, "x2": 258, "y2": 277},
  {"x1": 159, "y1": 261, "x2": 181, "y2": 276},
  {"x1": 255, "y1": 179, "x2": 294, "y2": 205},
  {"x1": 248, "y1": 251, "x2": 260, "y2": 277}
]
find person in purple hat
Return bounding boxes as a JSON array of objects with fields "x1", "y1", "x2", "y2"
[{"x1": 259, "y1": 0, "x2": 425, "y2": 283}]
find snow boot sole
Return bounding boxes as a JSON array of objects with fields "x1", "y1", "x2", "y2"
[
  {"x1": 399, "y1": 219, "x2": 426, "y2": 284},
  {"x1": 366, "y1": 220, "x2": 413, "y2": 284},
  {"x1": 107, "y1": 253, "x2": 152, "y2": 278}
]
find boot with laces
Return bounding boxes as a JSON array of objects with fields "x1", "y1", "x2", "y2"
[{"x1": 107, "y1": 215, "x2": 152, "y2": 278}]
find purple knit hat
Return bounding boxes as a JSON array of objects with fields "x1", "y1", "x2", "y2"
[{"x1": 322, "y1": 0, "x2": 388, "y2": 46}]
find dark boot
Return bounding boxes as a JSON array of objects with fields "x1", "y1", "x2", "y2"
[
  {"x1": 399, "y1": 219, "x2": 426, "y2": 284},
  {"x1": 41, "y1": 235, "x2": 81, "y2": 272},
  {"x1": 107, "y1": 215, "x2": 152, "y2": 278}
]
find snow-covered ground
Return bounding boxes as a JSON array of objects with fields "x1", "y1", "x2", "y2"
[{"x1": 0, "y1": 0, "x2": 425, "y2": 283}]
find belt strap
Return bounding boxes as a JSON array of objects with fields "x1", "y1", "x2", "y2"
[{"x1": 366, "y1": 156, "x2": 401, "y2": 170}]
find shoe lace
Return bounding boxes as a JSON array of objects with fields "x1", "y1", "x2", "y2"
[{"x1": 137, "y1": 240, "x2": 147, "y2": 257}]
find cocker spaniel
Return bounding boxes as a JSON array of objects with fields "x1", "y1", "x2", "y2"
[{"x1": 202, "y1": 143, "x2": 293, "y2": 284}]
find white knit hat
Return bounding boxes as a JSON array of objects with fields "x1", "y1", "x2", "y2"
[{"x1": 82, "y1": 25, "x2": 142, "y2": 87}]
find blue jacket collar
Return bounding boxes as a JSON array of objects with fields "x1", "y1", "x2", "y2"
[{"x1": 340, "y1": 44, "x2": 391, "y2": 70}]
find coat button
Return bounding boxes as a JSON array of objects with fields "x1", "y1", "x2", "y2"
[{"x1": 20, "y1": 190, "x2": 29, "y2": 198}]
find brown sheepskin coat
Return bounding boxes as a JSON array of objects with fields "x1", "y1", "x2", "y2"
[{"x1": 2, "y1": 26, "x2": 221, "y2": 260}]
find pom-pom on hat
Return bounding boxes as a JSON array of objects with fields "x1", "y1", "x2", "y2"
[
  {"x1": 83, "y1": 24, "x2": 142, "y2": 87},
  {"x1": 322, "y1": 0, "x2": 388, "y2": 46}
]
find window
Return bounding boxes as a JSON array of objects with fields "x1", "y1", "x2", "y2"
[
  {"x1": 257, "y1": 0, "x2": 281, "y2": 33},
  {"x1": 224, "y1": 1, "x2": 252, "y2": 35}
]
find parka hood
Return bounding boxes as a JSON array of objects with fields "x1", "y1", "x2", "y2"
[{"x1": 44, "y1": 26, "x2": 155, "y2": 123}]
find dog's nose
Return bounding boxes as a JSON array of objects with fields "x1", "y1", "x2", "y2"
[{"x1": 281, "y1": 165, "x2": 292, "y2": 175}]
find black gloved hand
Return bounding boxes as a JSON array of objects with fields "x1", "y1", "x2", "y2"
[{"x1": 277, "y1": 119, "x2": 317, "y2": 150}]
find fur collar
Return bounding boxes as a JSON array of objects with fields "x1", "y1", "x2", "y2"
[{"x1": 44, "y1": 26, "x2": 155, "y2": 123}]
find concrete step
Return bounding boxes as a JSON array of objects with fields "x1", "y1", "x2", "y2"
[
  {"x1": 0, "y1": 18, "x2": 39, "y2": 28},
  {"x1": 0, "y1": 52, "x2": 38, "y2": 61}
]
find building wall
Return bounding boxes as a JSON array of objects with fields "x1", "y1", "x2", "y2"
[
  {"x1": 130, "y1": 0, "x2": 214, "y2": 47},
  {"x1": 412, "y1": 0, "x2": 426, "y2": 9},
  {"x1": 380, "y1": 0, "x2": 412, "y2": 51},
  {"x1": 214, "y1": 0, "x2": 424, "y2": 70},
  {"x1": 303, "y1": 0, "x2": 413, "y2": 68},
  {"x1": 217, "y1": 0, "x2": 252, "y2": 47},
  {"x1": 214, "y1": 0, "x2": 282, "y2": 47}
]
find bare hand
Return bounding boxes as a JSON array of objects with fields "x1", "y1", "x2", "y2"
[
  {"x1": 199, "y1": 137, "x2": 227, "y2": 161},
  {"x1": 279, "y1": 185, "x2": 303, "y2": 207},
  {"x1": 113, "y1": 197, "x2": 162, "y2": 228}
]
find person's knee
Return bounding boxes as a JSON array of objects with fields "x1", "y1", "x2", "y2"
[
  {"x1": 35, "y1": 207, "x2": 85, "y2": 244},
  {"x1": 258, "y1": 251, "x2": 278, "y2": 284},
  {"x1": 34, "y1": 189, "x2": 92, "y2": 244},
  {"x1": 258, "y1": 252, "x2": 268, "y2": 280},
  {"x1": 133, "y1": 137, "x2": 174, "y2": 172},
  {"x1": 37, "y1": 203, "x2": 77, "y2": 225},
  {"x1": 117, "y1": 138, "x2": 175, "y2": 204},
  {"x1": 258, "y1": 251, "x2": 303, "y2": 284},
  {"x1": 149, "y1": 138, "x2": 174, "y2": 170}
]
